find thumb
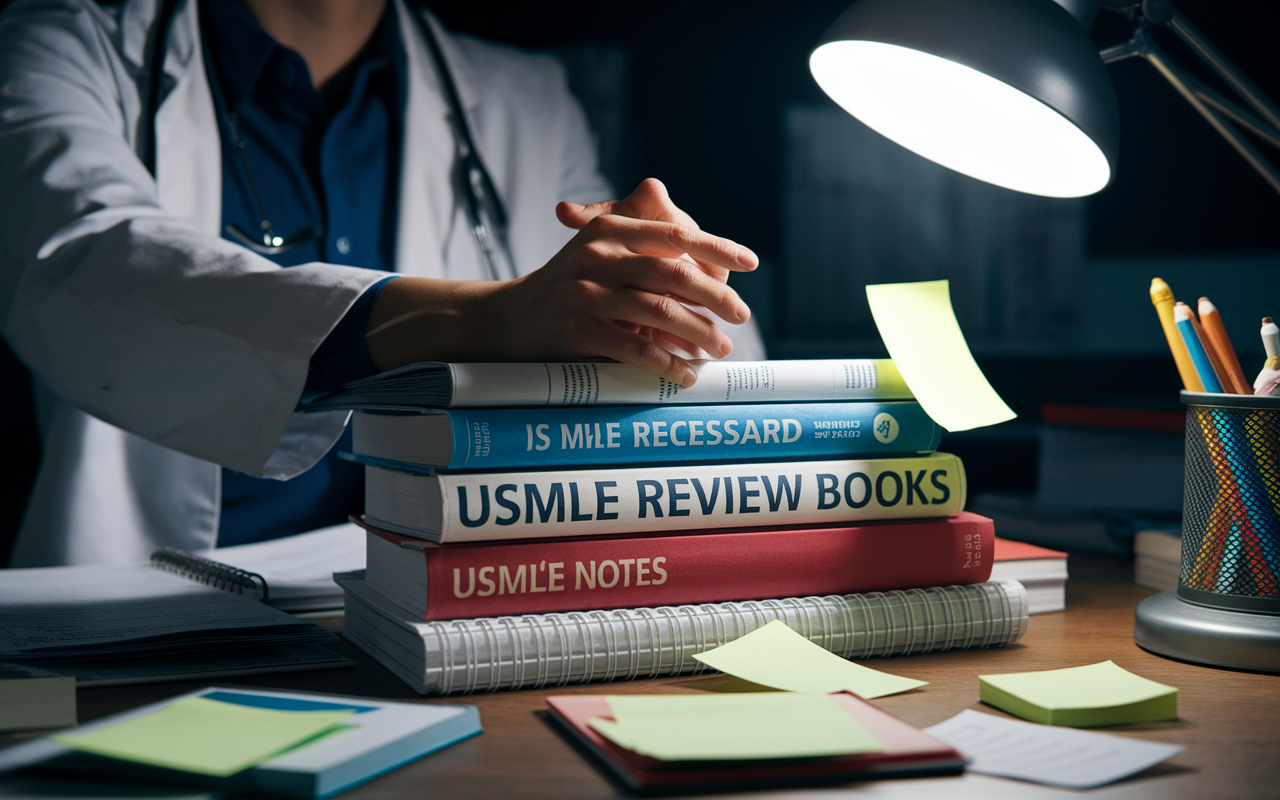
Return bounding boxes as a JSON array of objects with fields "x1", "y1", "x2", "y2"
[{"x1": 556, "y1": 199, "x2": 614, "y2": 230}]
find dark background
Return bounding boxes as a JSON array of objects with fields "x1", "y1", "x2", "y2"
[{"x1": 1, "y1": 0, "x2": 1277, "y2": 563}]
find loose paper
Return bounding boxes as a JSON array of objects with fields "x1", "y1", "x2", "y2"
[
  {"x1": 927, "y1": 709, "x2": 1183, "y2": 789},
  {"x1": 692, "y1": 620, "x2": 926, "y2": 699},
  {"x1": 979, "y1": 661, "x2": 1177, "y2": 727},
  {"x1": 53, "y1": 697, "x2": 353, "y2": 777},
  {"x1": 866, "y1": 280, "x2": 1016, "y2": 432},
  {"x1": 590, "y1": 693, "x2": 883, "y2": 761}
]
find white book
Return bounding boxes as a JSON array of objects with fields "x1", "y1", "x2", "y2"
[
  {"x1": 336, "y1": 571, "x2": 1028, "y2": 695},
  {"x1": 303, "y1": 359, "x2": 911, "y2": 411},
  {"x1": 364, "y1": 453, "x2": 966, "y2": 543}
]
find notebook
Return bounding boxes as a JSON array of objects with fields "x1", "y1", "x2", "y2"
[
  {"x1": 0, "y1": 564, "x2": 350, "y2": 686},
  {"x1": 0, "y1": 687, "x2": 481, "y2": 799},
  {"x1": 544, "y1": 693, "x2": 963, "y2": 793},
  {"x1": 151, "y1": 523, "x2": 365, "y2": 613},
  {"x1": 336, "y1": 571, "x2": 1028, "y2": 695}
]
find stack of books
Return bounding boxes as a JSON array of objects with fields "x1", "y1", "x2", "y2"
[{"x1": 306, "y1": 359, "x2": 1030, "y2": 694}]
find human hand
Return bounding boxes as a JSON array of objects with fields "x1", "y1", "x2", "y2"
[
  {"x1": 364, "y1": 179, "x2": 758, "y2": 387},
  {"x1": 488, "y1": 179, "x2": 758, "y2": 386}
]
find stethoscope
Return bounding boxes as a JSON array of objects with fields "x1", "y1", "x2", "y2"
[{"x1": 140, "y1": 0, "x2": 517, "y2": 282}]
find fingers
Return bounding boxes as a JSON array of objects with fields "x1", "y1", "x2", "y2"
[
  {"x1": 588, "y1": 319, "x2": 701, "y2": 387},
  {"x1": 587, "y1": 214, "x2": 758, "y2": 274},
  {"x1": 602, "y1": 253, "x2": 749, "y2": 324},
  {"x1": 556, "y1": 178, "x2": 698, "y2": 230},
  {"x1": 592, "y1": 286, "x2": 734, "y2": 358}
]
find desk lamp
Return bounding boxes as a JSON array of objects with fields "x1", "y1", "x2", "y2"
[{"x1": 810, "y1": 0, "x2": 1280, "y2": 671}]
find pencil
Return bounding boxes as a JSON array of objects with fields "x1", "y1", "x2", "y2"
[
  {"x1": 1174, "y1": 302, "x2": 1223, "y2": 393},
  {"x1": 1150, "y1": 278, "x2": 1203, "y2": 392},
  {"x1": 1198, "y1": 297, "x2": 1250, "y2": 394},
  {"x1": 1185, "y1": 303, "x2": 1232, "y2": 393}
]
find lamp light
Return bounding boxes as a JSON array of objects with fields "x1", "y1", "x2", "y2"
[
  {"x1": 810, "y1": 0, "x2": 1280, "y2": 672},
  {"x1": 810, "y1": 0, "x2": 1119, "y2": 198}
]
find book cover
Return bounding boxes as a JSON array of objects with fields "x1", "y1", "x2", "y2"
[
  {"x1": 361, "y1": 512, "x2": 994, "y2": 619},
  {"x1": 304, "y1": 359, "x2": 911, "y2": 411},
  {"x1": 364, "y1": 453, "x2": 967, "y2": 543},
  {"x1": 351, "y1": 400, "x2": 941, "y2": 470},
  {"x1": 543, "y1": 694, "x2": 964, "y2": 793}
]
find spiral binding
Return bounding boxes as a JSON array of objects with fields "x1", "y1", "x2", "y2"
[
  {"x1": 149, "y1": 548, "x2": 269, "y2": 601},
  {"x1": 343, "y1": 578, "x2": 1028, "y2": 695}
]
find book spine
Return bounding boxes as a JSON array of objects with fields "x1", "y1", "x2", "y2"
[
  {"x1": 447, "y1": 360, "x2": 912, "y2": 407},
  {"x1": 405, "y1": 453, "x2": 965, "y2": 542},
  {"x1": 365, "y1": 401, "x2": 939, "y2": 470},
  {"x1": 340, "y1": 578, "x2": 1028, "y2": 695},
  {"x1": 400, "y1": 514, "x2": 993, "y2": 618}
]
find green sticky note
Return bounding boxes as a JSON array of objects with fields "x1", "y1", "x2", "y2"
[
  {"x1": 980, "y1": 661, "x2": 1178, "y2": 728},
  {"x1": 692, "y1": 620, "x2": 926, "y2": 699},
  {"x1": 866, "y1": 280, "x2": 1016, "y2": 432},
  {"x1": 595, "y1": 693, "x2": 882, "y2": 761},
  {"x1": 53, "y1": 696, "x2": 353, "y2": 777}
]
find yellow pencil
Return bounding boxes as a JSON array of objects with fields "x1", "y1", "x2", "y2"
[{"x1": 1150, "y1": 278, "x2": 1203, "y2": 392}]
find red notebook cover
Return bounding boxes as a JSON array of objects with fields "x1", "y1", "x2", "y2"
[
  {"x1": 544, "y1": 693, "x2": 965, "y2": 793},
  {"x1": 358, "y1": 512, "x2": 995, "y2": 620}
]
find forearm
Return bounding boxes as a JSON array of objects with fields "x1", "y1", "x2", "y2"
[{"x1": 364, "y1": 277, "x2": 510, "y2": 371}]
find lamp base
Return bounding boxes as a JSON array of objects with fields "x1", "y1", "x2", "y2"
[{"x1": 1134, "y1": 590, "x2": 1280, "y2": 673}]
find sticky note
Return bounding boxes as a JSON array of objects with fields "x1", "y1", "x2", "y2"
[
  {"x1": 692, "y1": 620, "x2": 926, "y2": 699},
  {"x1": 865, "y1": 280, "x2": 1015, "y2": 432},
  {"x1": 927, "y1": 710, "x2": 1183, "y2": 788},
  {"x1": 53, "y1": 696, "x2": 353, "y2": 777},
  {"x1": 979, "y1": 661, "x2": 1177, "y2": 727},
  {"x1": 591, "y1": 693, "x2": 883, "y2": 761}
]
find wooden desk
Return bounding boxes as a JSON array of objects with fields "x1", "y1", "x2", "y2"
[{"x1": 12, "y1": 554, "x2": 1280, "y2": 799}]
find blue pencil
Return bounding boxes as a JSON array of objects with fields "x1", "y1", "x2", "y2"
[{"x1": 1174, "y1": 302, "x2": 1224, "y2": 393}]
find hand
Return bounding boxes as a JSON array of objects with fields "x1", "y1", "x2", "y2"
[
  {"x1": 492, "y1": 179, "x2": 758, "y2": 385},
  {"x1": 364, "y1": 179, "x2": 758, "y2": 387}
]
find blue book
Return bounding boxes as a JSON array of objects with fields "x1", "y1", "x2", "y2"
[
  {"x1": 350, "y1": 401, "x2": 941, "y2": 471},
  {"x1": 0, "y1": 687, "x2": 481, "y2": 798}
]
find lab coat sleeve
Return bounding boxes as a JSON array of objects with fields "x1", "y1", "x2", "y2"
[{"x1": 0, "y1": 1, "x2": 387, "y2": 477}]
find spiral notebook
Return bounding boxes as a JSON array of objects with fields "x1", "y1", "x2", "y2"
[
  {"x1": 336, "y1": 571, "x2": 1029, "y2": 695},
  {"x1": 150, "y1": 524, "x2": 365, "y2": 613}
]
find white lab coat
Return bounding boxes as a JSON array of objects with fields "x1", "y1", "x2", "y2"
[{"x1": 0, "y1": 0, "x2": 765, "y2": 567}]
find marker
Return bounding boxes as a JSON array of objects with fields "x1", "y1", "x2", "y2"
[
  {"x1": 1256, "y1": 355, "x2": 1280, "y2": 396},
  {"x1": 1198, "y1": 298, "x2": 1250, "y2": 394},
  {"x1": 1150, "y1": 278, "x2": 1203, "y2": 392},
  {"x1": 1263, "y1": 317, "x2": 1280, "y2": 358},
  {"x1": 1174, "y1": 302, "x2": 1223, "y2": 393}
]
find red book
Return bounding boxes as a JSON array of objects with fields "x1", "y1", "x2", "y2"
[
  {"x1": 358, "y1": 512, "x2": 994, "y2": 620},
  {"x1": 544, "y1": 693, "x2": 965, "y2": 793}
]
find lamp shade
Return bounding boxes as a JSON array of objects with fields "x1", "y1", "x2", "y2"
[{"x1": 810, "y1": 0, "x2": 1119, "y2": 198}]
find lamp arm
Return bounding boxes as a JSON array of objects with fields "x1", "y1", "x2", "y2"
[
  {"x1": 1166, "y1": 9, "x2": 1280, "y2": 133},
  {"x1": 1099, "y1": 6, "x2": 1280, "y2": 196}
]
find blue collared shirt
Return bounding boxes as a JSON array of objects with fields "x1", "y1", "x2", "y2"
[{"x1": 204, "y1": 1, "x2": 404, "y2": 545}]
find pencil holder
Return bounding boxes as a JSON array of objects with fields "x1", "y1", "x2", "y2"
[{"x1": 1178, "y1": 391, "x2": 1280, "y2": 613}]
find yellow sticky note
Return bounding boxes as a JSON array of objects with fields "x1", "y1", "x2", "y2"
[
  {"x1": 53, "y1": 696, "x2": 353, "y2": 777},
  {"x1": 593, "y1": 693, "x2": 883, "y2": 761},
  {"x1": 866, "y1": 280, "x2": 1015, "y2": 432},
  {"x1": 692, "y1": 620, "x2": 926, "y2": 699},
  {"x1": 980, "y1": 661, "x2": 1178, "y2": 728}
]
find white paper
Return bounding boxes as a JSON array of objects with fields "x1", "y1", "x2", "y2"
[
  {"x1": 927, "y1": 709, "x2": 1182, "y2": 789},
  {"x1": 200, "y1": 523, "x2": 364, "y2": 600}
]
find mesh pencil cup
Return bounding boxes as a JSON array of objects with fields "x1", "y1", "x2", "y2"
[{"x1": 1134, "y1": 391, "x2": 1280, "y2": 672}]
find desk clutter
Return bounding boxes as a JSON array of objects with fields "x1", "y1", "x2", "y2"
[{"x1": 0, "y1": 282, "x2": 1191, "y2": 795}]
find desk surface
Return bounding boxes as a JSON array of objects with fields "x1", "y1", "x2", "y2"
[{"x1": 11, "y1": 555, "x2": 1280, "y2": 799}]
